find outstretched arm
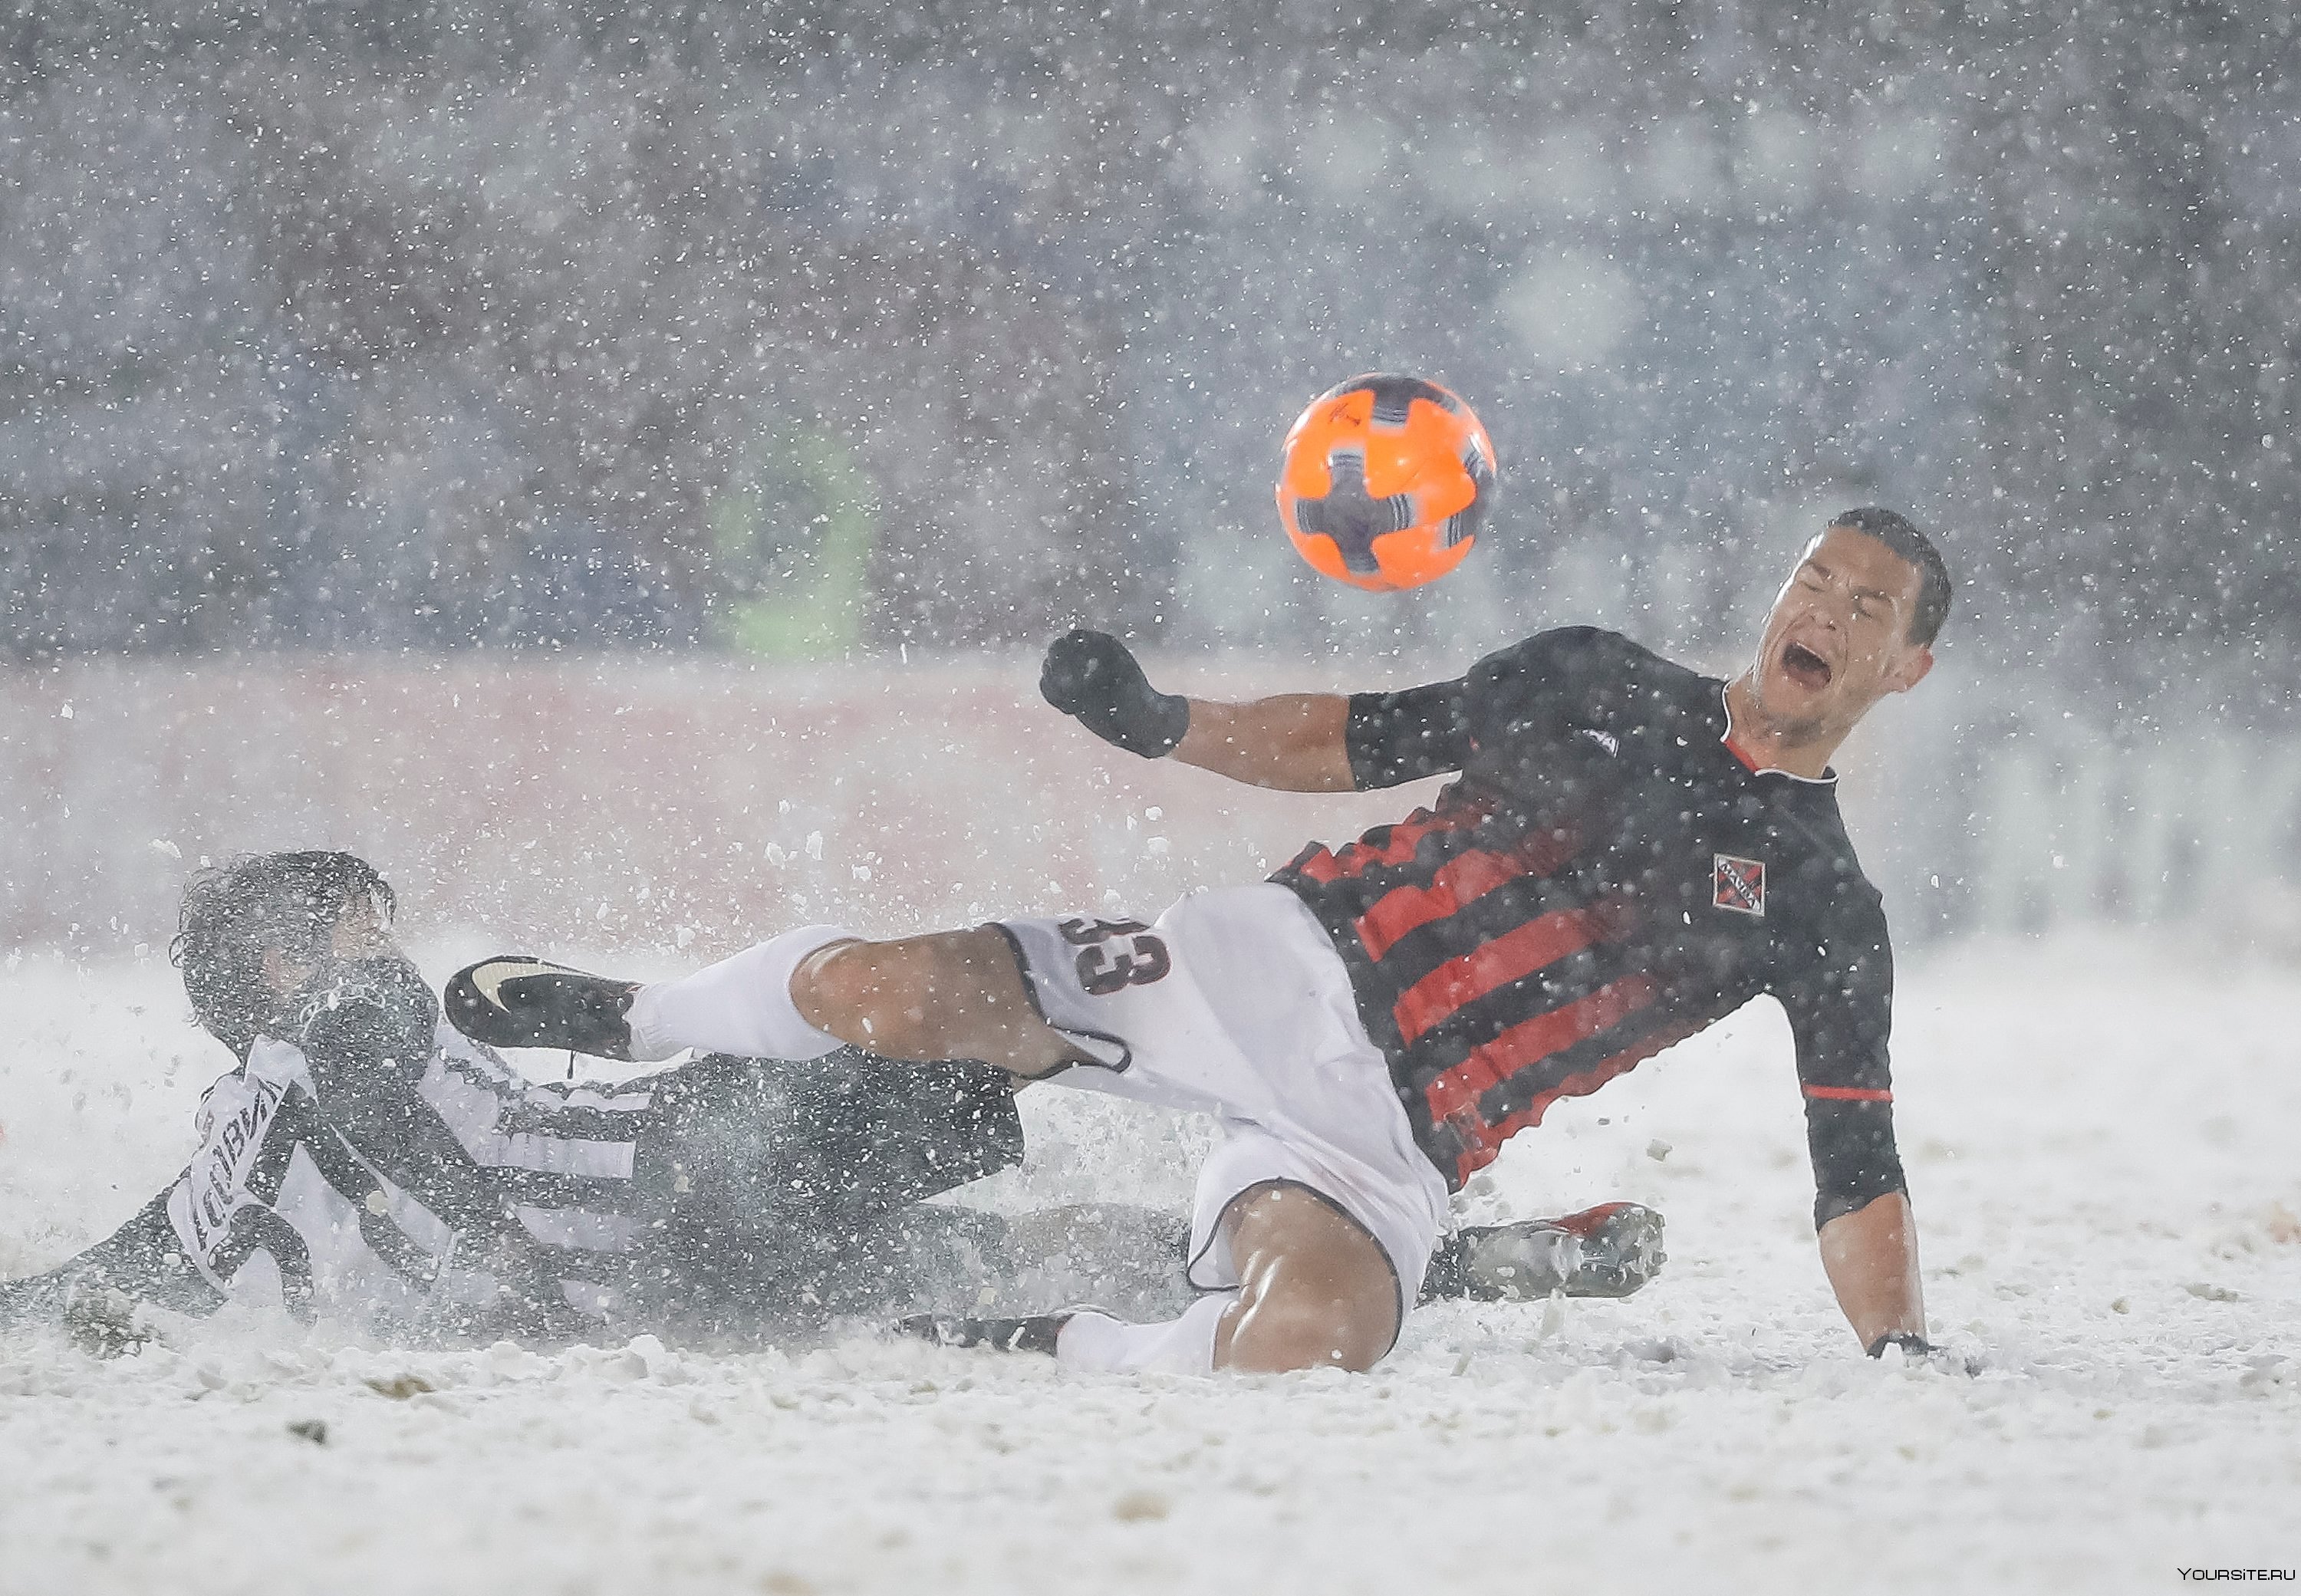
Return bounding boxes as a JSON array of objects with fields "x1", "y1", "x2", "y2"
[
  {"x1": 1818, "y1": 1190, "x2": 1926, "y2": 1353},
  {"x1": 1039, "y1": 628, "x2": 1351, "y2": 791},
  {"x1": 1786, "y1": 891, "x2": 1931, "y2": 1356},
  {"x1": 1170, "y1": 694, "x2": 1352, "y2": 790},
  {"x1": 1039, "y1": 629, "x2": 1466, "y2": 794},
  {"x1": 0, "y1": 1187, "x2": 225, "y2": 1327}
]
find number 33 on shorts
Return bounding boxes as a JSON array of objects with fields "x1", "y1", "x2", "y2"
[{"x1": 1057, "y1": 918, "x2": 1173, "y2": 995}]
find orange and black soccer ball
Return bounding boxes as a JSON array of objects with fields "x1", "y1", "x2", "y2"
[{"x1": 1276, "y1": 373, "x2": 1498, "y2": 592}]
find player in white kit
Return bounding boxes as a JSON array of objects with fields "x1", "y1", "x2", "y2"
[
  {"x1": 451, "y1": 512, "x2": 1944, "y2": 1376},
  {"x1": 4, "y1": 855, "x2": 1654, "y2": 1349}
]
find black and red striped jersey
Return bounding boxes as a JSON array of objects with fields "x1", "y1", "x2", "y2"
[{"x1": 1270, "y1": 627, "x2": 1906, "y2": 1227}]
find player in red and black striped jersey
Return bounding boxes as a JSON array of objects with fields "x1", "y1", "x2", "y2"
[
  {"x1": 1274, "y1": 621, "x2": 1904, "y2": 1224},
  {"x1": 455, "y1": 508, "x2": 1947, "y2": 1375}
]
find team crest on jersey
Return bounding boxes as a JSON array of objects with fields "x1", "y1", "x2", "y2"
[{"x1": 1713, "y1": 854, "x2": 1766, "y2": 916}]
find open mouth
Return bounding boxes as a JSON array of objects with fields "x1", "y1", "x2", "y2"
[{"x1": 1780, "y1": 640, "x2": 1833, "y2": 689}]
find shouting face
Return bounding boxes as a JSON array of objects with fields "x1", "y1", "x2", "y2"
[{"x1": 1742, "y1": 525, "x2": 1935, "y2": 752}]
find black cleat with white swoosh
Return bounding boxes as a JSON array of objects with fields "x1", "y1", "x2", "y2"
[{"x1": 445, "y1": 956, "x2": 642, "y2": 1060}]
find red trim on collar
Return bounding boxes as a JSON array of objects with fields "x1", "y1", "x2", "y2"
[{"x1": 1717, "y1": 683, "x2": 1837, "y2": 785}]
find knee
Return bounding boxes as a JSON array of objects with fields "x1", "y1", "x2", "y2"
[
  {"x1": 795, "y1": 936, "x2": 976, "y2": 1058},
  {"x1": 1222, "y1": 1288, "x2": 1391, "y2": 1375},
  {"x1": 793, "y1": 940, "x2": 916, "y2": 1051}
]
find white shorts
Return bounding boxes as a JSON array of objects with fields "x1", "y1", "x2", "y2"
[{"x1": 995, "y1": 883, "x2": 1450, "y2": 1328}]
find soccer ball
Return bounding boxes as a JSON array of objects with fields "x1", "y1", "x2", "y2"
[{"x1": 1276, "y1": 373, "x2": 1499, "y2": 592}]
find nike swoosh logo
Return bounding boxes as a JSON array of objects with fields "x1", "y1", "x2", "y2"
[{"x1": 472, "y1": 959, "x2": 554, "y2": 1010}]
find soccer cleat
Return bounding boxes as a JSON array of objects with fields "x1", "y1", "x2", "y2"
[
  {"x1": 897, "y1": 1310, "x2": 1073, "y2": 1356},
  {"x1": 445, "y1": 956, "x2": 642, "y2": 1060},
  {"x1": 1424, "y1": 1202, "x2": 1667, "y2": 1303}
]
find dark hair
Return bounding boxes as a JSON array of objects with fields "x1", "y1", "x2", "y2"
[
  {"x1": 171, "y1": 851, "x2": 395, "y2": 1056},
  {"x1": 1829, "y1": 507, "x2": 1953, "y2": 647}
]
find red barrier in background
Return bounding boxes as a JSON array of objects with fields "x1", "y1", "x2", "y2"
[
  {"x1": 13, "y1": 656, "x2": 2294, "y2": 961},
  {"x1": 0, "y1": 656, "x2": 1434, "y2": 959}
]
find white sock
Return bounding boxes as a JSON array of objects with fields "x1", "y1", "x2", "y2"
[
  {"x1": 1055, "y1": 1292, "x2": 1236, "y2": 1377},
  {"x1": 624, "y1": 925, "x2": 859, "y2": 1061}
]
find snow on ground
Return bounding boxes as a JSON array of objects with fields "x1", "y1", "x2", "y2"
[{"x1": 2, "y1": 933, "x2": 2296, "y2": 1595}]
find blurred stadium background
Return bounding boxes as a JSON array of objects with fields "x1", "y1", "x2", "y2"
[{"x1": 2, "y1": 2, "x2": 2297, "y2": 956}]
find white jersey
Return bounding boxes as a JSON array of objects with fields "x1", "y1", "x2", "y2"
[{"x1": 163, "y1": 1022, "x2": 662, "y2": 1332}]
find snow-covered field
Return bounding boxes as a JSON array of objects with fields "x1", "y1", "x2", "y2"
[{"x1": 2, "y1": 933, "x2": 2296, "y2": 1595}]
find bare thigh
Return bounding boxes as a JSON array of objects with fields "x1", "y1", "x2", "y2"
[
  {"x1": 793, "y1": 926, "x2": 1091, "y2": 1079},
  {"x1": 1213, "y1": 1182, "x2": 1401, "y2": 1374}
]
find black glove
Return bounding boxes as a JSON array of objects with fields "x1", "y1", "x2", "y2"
[
  {"x1": 1039, "y1": 629, "x2": 1190, "y2": 759},
  {"x1": 1867, "y1": 1331, "x2": 1934, "y2": 1359},
  {"x1": 295, "y1": 955, "x2": 441, "y2": 1088}
]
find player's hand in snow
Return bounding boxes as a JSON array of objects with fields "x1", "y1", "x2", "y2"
[
  {"x1": 1040, "y1": 629, "x2": 1190, "y2": 759},
  {"x1": 1867, "y1": 1331, "x2": 1933, "y2": 1359},
  {"x1": 0, "y1": 1275, "x2": 44, "y2": 1328},
  {"x1": 62, "y1": 1281, "x2": 147, "y2": 1358},
  {"x1": 1868, "y1": 1331, "x2": 1983, "y2": 1376}
]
